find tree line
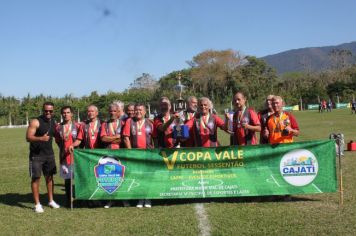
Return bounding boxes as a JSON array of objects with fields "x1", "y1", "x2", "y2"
[{"x1": 1, "y1": 49, "x2": 355, "y2": 126}]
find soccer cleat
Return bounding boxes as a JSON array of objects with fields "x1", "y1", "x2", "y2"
[
  {"x1": 34, "y1": 204, "x2": 44, "y2": 213},
  {"x1": 48, "y1": 201, "x2": 60, "y2": 209},
  {"x1": 136, "y1": 199, "x2": 144, "y2": 208},
  {"x1": 144, "y1": 199, "x2": 152, "y2": 208}
]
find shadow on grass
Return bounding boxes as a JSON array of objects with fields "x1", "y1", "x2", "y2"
[
  {"x1": 0, "y1": 192, "x2": 67, "y2": 209},
  {"x1": 68, "y1": 195, "x2": 319, "y2": 209},
  {"x1": 0, "y1": 191, "x2": 318, "y2": 209}
]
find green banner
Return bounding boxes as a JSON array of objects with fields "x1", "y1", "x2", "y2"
[
  {"x1": 336, "y1": 103, "x2": 350, "y2": 109},
  {"x1": 307, "y1": 104, "x2": 320, "y2": 110},
  {"x1": 74, "y1": 140, "x2": 337, "y2": 200}
]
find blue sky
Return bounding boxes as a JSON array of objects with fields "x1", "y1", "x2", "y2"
[{"x1": 1, "y1": 0, "x2": 355, "y2": 98}]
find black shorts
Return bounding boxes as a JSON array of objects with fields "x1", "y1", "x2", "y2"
[{"x1": 29, "y1": 155, "x2": 57, "y2": 178}]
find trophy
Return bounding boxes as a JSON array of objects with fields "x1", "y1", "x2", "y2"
[
  {"x1": 282, "y1": 118, "x2": 290, "y2": 136},
  {"x1": 225, "y1": 108, "x2": 234, "y2": 133},
  {"x1": 173, "y1": 73, "x2": 189, "y2": 140}
]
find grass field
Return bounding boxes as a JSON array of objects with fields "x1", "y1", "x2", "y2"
[{"x1": 0, "y1": 109, "x2": 355, "y2": 235}]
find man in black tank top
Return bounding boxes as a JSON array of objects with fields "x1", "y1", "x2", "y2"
[{"x1": 26, "y1": 102, "x2": 60, "y2": 213}]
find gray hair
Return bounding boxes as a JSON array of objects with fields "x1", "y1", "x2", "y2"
[
  {"x1": 87, "y1": 104, "x2": 98, "y2": 112},
  {"x1": 198, "y1": 97, "x2": 213, "y2": 110},
  {"x1": 187, "y1": 96, "x2": 197, "y2": 104},
  {"x1": 113, "y1": 100, "x2": 124, "y2": 110},
  {"x1": 109, "y1": 102, "x2": 119, "y2": 110}
]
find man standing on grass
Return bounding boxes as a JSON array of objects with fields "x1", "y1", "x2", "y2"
[
  {"x1": 123, "y1": 103, "x2": 154, "y2": 208},
  {"x1": 55, "y1": 106, "x2": 81, "y2": 207},
  {"x1": 100, "y1": 102, "x2": 127, "y2": 208},
  {"x1": 26, "y1": 101, "x2": 60, "y2": 213},
  {"x1": 266, "y1": 96, "x2": 299, "y2": 201}
]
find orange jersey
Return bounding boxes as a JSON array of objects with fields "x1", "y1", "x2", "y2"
[{"x1": 267, "y1": 112, "x2": 299, "y2": 144}]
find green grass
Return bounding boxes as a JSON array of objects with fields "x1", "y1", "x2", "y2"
[{"x1": 0, "y1": 109, "x2": 355, "y2": 235}]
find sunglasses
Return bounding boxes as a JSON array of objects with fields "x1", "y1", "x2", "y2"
[{"x1": 44, "y1": 110, "x2": 54, "y2": 113}]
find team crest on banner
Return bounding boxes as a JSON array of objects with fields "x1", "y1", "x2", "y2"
[{"x1": 94, "y1": 156, "x2": 126, "y2": 194}]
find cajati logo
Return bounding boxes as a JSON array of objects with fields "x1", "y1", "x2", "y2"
[{"x1": 280, "y1": 149, "x2": 318, "y2": 187}]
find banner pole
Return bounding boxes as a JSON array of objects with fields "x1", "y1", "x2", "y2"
[
  {"x1": 337, "y1": 138, "x2": 343, "y2": 206},
  {"x1": 70, "y1": 153, "x2": 74, "y2": 210}
]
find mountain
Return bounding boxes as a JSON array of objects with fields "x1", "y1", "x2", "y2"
[{"x1": 261, "y1": 41, "x2": 356, "y2": 74}]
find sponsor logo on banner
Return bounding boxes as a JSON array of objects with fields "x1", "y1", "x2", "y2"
[
  {"x1": 280, "y1": 149, "x2": 318, "y2": 186},
  {"x1": 94, "y1": 156, "x2": 125, "y2": 194}
]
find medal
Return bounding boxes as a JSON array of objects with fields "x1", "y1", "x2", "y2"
[
  {"x1": 200, "y1": 114, "x2": 210, "y2": 131},
  {"x1": 273, "y1": 112, "x2": 284, "y2": 133},
  {"x1": 109, "y1": 120, "x2": 119, "y2": 135},
  {"x1": 90, "y1": 120, "x2": 98, "y2": 139},
  {"x1": 137, "y1": 119, "x2": 145, "y2": 136},
  {"x1": 237, "y1": 107, "x2": 246, "y2": 129}
]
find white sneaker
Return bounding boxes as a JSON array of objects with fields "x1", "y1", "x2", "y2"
[
  {"x1": 122, "y1": 200, "x2": 130, "y2": 207},
  {"x1": 34, "y1": 204, "x2": 44, "y2": 213},
  {"x1": 136, "y1": 199, "x2": 144, "y2": 208},
  {"x1": 48, "y1": 201, "x2": 60, "y2": 209},
  {"x1": 144, "y1": 199, "x2": 152, "y2": 208},
  {"x1": 104, "y1": 201, "x2": 113, "y2": 209}
]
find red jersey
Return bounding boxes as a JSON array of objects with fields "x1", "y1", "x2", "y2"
[
  {"x1": 77, "y1": 120, "x2": 102, "y2": 149},
  {"x1": 100, "y1": 119, "x2": 125, "y2": 150},
  {"x1": 55, "y1": 121, "x2": 81, "y2": 165},
  {"x1": 153, "y1": 114, "x2": 175, "y2": 148},
  {"x1": 231, "y1": 108, "x2": 260, "y2": 146},
  {"x1": 123, "y1": 118, "x2": 154, "y2": 149},
  {"x1": 192, "y1": 113, "x2": 225, "y2": 147}
]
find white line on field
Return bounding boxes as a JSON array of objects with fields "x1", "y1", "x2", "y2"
[
  {"x1": 270, "y1": 174, "x2": 281, "y2": 187},
  {"x1": 89, "y1": 187, "x2": 100, "y2": 200},
  {"x1": 200, "y1": 170, "x2": 206, "y2": 198},
  {"x1": 195, "y1": 203, "x2": 211, "y2": 236},
  {"x1": 127, "y1": 179, "x2": 139, "y2": 192},
  {"x1": 312, "y1": 183, "x2": 323, "y2": 193}
]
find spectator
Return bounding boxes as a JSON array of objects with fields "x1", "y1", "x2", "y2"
[{"x1": 26, "y1": 102, "x2": 60, "y2": 213}]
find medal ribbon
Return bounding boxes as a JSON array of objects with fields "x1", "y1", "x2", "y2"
[
  {"x1": 137, "y1": 119, "x2": 145, "y2": 133},
  {"x1": 273, "y1": 112, "x2": 284, "y2": 132},
  {"x1": 90, "y1": 120, "x2": 98, "y2": 138},
  {"x1": 186, "y1": 112, "x2": 194, "y2": 121},
  {"x1": 237, "y1": 106, "x2": 246, "y2": 126},
  {"x1": 109, "y1": 120, "x2": 119, "y2": 135},
  {"x1": 64, "y1": 122, "x2": 72, "y2": 141},
  {"x1": 200, "y1": 113, "x2": 210, "y2": 130},
  {"x1": 163, "y1": 115, "x2": 171, "y2": 124}
]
